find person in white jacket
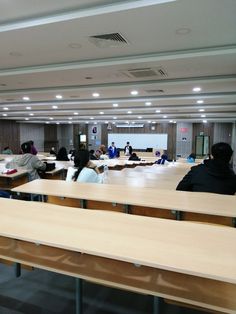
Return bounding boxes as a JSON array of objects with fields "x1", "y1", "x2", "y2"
[
  {"x1": 66, "y1": 150, "x2": 103, "y2": 183},
  {"x1": 6, "y1": 141, "x2": 46, "y2": 181}
]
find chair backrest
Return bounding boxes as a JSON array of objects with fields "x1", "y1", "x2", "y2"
[{"x1": 65, "y1": 167, "x2": 77, "y2": 182}]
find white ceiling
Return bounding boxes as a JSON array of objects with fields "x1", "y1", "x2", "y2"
[{"x1": 0, "y1": 0, "x2": 236, "y2": 125}]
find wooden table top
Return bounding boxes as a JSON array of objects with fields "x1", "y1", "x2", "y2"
[
  {"x1": 0, "y1": 169, "x2": 28, "y2": 179},
  {"x1": 12, "y1": 179, "x2": 236, "y2": 217},
  {"x1": 0, "y1": 198, "x2": 235, "y2": 284}
]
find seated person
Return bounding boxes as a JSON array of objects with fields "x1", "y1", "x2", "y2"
[
  {"x1": 99, "y1": 144, "x2": 106, "y2": 155},
  {"x1": 176, "y1": 142, "x2": 236, "y2": 195},
  {"x1": 56, "y1": 147, "x2": 69, "y2": 161},
  {"x1": 29, "y1": 140, "x2": 38, "y2": 155},
  {"x1": 129, "y1": 152, "x2": 140, "y2": 161},
  {"x1": 50, "y1": 147, "x2": 57, "y2": 156},
  {"x1": 5, "y1": 142, "x2": 46, "y2": 181},
  {"x1": 90, "y1": 149, "x2": 102, "y2": 160},
  {"x1": 2, "y1": 146, "x2": 13, "y2": 155},
  {"x1": 66, "y1": 150, "x2": 103, "y2": 183},
  {"x1": 187, "y1": 153, "x2": 196, "y2": 163},
  {"x1": 156, "y1": 154, "x2": 168, "y2": 165}
]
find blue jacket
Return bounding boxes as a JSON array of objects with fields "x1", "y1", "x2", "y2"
[{"x1": 108, "y1": 146, "x2": 117, "y2": 159}]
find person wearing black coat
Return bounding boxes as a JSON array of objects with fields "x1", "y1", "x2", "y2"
[{"x1": 176, "y1": 142, "x2": 236, "y2": 195}]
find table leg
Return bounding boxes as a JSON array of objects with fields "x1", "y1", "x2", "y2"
[{"x1": 75, "y1": 278, "x2": 83, "y2": 314}]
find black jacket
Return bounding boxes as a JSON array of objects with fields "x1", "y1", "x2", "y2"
[{"x1": 176, "y1": 159, "x2": 236, "y2": 195}]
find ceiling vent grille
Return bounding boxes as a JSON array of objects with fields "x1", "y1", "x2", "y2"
[
  {"x1": 121, "y1": 68, "x2": 167, "y2": 78},
  {"x1": 89, "y1": 33, "x2": 128, "y2": 48}
]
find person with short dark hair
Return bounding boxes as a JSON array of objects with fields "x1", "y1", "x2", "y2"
[
  {"x1": 90, "y1": 149, "x2": 102, "y2": 160},
  {"x1": 187, "y1": 153, "x2": 196, "y2": 163},
  {"x1": 108, "y1": 142, "x2": 117, "y2": 159},
  {"x1": 2, "y1": 146, "x2": 13, "y2": 155},
  {"x1": 29, "y1": 140, "x2": 38, "y2": 155},
  {"x1": 124, "y1": 141, "x2": 133, "y2": 156},
  {"x1": 56, "y1": 147, "x2": 69, "y2": 161},
  {"x1": 176, "y1": 142, "x2": 236, "y2": 195},
  {"x1": 5, "y1": 141, "x2": 46, "y2": 181},
  {"x1": 129, "y1": 152, "x2": 140, "y2": 161}
]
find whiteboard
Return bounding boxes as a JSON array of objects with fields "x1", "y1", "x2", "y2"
[{"x1": 108, "y1": 133, "x2": 168, "y2": 149}]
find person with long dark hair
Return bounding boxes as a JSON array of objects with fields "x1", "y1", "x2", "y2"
[
  {"x1": 56, "y1": 147, "x2": 69, "y2": 161},
  {"x1": 66, "y1": 150, "x2": 103, "y2": 183}
]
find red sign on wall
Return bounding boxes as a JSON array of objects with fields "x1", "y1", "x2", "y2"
[{"x1": 180, "y1": 127, "x2": 188, "y2": 133}]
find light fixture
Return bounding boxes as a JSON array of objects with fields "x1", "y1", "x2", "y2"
[
  {"x1": 3, "y1": 107, "x2": 8, "y2": 110},
  {"x1": 94, "y1": 122, "x2": 97, "y2": 125},
  {"x1": 112, "y1": 121, "x2": 116, "y2": 124},
  {"x1": 68, "y1": 117, "x2": 72, "y2": 120},
  {"x1": 56, "y1": 122, "x2": 60, "y2": 125},
  {"x1": 99, "y1": 111, "x2": 104, "y2": 114},
  {"x1": 113, "y1": 103, "x2": 118, "y2": 107},
  {"x1": 26, "y1": 106, "x2": 31, "y2": 110},
  {"x1": 113, "y1": 117, "x2": 117, "y2": 119},
  {"x1": 201, "y1": 114, "x2": 206, "y2": 118},
  {"x1": 197, "y1": 100, "x2": 204, "y2": 104},
  {"x1": 49, "y1": 117, "x2": 54, "y2": 120},
  {"x1": 169, "y1": 120, "x2": 173, "y2": 123},
  {"x1": 68, "y1": 121, "x2": 72, "y2": 124},
  {"x1": 29, "y1": 113, "x2": 34, "y2": 116},
  {"x1": 193, "y1": 87, "x2": 201, "y2": 92},
  {"x1": 85, "y1": 121, "x2": 89, "y2": 124},
  {"x1": 90, "y1": 117, "x2": 94, "y2": 120},
  {"x1": 127, "y1": 111, "x2": 132, "y2": 114},
  {"x1": 203, "y1": 120, "x2": 207, "y2": 123},
  {"x1": 92, "y1": 92, "x2": 100, "y2": 97},
  {"x1": 25, "y1": 118, "x2": 29, "y2": 121},
  {"x1": 130, "y1": 90, "x2": 138, "y2": 96},
  {"x1": 148, "y1": 120, "x2": 151, "y2": 123},
  {"x1": 55, "y1": 95, "x2": 63, "y2": 99},
  {"x1": 105, "y1": 121, "x2": 108, "y2": 124},
  {"x1": 198, "y1": 109, "x2": 205, "y2": 112},
  {"x1": 52, "y1": 105, "x2": 58, "y2": 109},
  {"x1": 46, "y1": 122, "x2": 50, "y2": 124},
  {"x1": 74, "y1": 112, "x2": 79, "y2": 115},
  {"x1": 138, "y1": 116, "x2": 142, "y2": 119},
  {"x1": 156, "y1": 110, "x2": 161, "y2": 113},
  {"x1": 151, "y1": 121, "x2": 156, "y2": 124},
  {"x1": 145, "y1": 102, "x2": 152, "y2": 106},
  {"x1": 2, "y1": 113, "x2": 7, "y2": 116},
  {"x1": 163, "y1": 115, "x2": 167, "y2": 118},
  {"x1": 23, "y1": 96, "x2": 30, "y2": 101}
]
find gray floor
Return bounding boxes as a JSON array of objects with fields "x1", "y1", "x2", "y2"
[{"x1": 0, "y1": 263, "x2": 210, "y2": 314}]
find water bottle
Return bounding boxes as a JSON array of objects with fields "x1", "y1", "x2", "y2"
[{"x1": 103, "y1": 165, "x2": 109, "y2": 183}]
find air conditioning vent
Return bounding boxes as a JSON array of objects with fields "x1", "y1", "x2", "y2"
[
  {"x1": 89, "y1": 33, "x2": 128, "y2": 48},
  {"x1": 121, "y1": 68, "x2": 167, "y2": 78},
  {"x1": 145, "y1": 89, "x2": 164, "y2": 93}
]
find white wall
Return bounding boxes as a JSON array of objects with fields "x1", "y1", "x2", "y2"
[{"x1": 20, "y1": 123, "x2": 44, "y2": 151}]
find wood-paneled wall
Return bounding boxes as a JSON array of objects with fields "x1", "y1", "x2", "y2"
[
  {"x1": 192, "y1": 123, "x2": 214, "y2": 153},
  {"x1": 44, "y1": 125, "x2": 58, "y2": 152},
  {"x1": 0, "y1": 120, "x2": 20, "y2": 153}
]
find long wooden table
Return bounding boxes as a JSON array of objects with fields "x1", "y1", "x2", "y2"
[
  {"x1": 0, "y1": 170, "x2": 29, "y2": 190},
  {"x1": 0, "y1": 198, "x2": 235, "y2": 313},
  {"x1": 12, "y1": 179, "x2": 236, "y2": 226}
]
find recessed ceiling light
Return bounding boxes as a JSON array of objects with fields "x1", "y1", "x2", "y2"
[
  {"x1": 156, "y1": 110, "x2": 161, "y2": 113},
  {"x1": 113, "y1": 103, "x2": 118, "y2": 107},
  {"x1": 169, "y1": 120, "x2": 173, "y2": 123},
  {"x1": 92, "y1": 92, "x2": 100, "y2": 97},
  {"x1": 49, "y1": 117, "x2": 54, "y2": 120},
  {"x1": 26, "y1": 106, "x2": 31, "y2": 110},
  {"x1": 2, "y1": 113, "x2": 7, "y2": 116},
  {"x1": 198, "y1": 109, "x2": 205, "y2": 112},
  {"x1": 56, "y1": 122, "x2": 60, "y2": 125},
  {"x1": 203, "y1": 120, "x2": 207, "y2": 123},
  {"x1": 201, "y1": 114, "x2": 206, "y2": 118},
  {"x1": 56, "y1": 95, "x2": 63, "y2": 99},
  {"x1": 52, "y1": 105, "x2": 58, "y2": 109},
  {"x1": 94, "y1": 122, "x2": 97, "y2": 125},
  {"x1": 138, "y1": 116, "x2": 142, "y2": 119},
  {"x1": 112, "y1": 121, "x2": 116, "y2": 124},
  {"x1": 46, "y1": 122, "x2": 50, "y2": 124},
  {"x1": 148, "y1": 120, "x2": 151, "y2": 123},
  {"x1": 163, "y1": 115, "x2": 167, "y2": 118},
  {"x1": 127, "y1": 111, "x2": 132, "y2": 114},
  {"x1": 145, "y1": 102, "x2": 152, "y2": 106},
  {"x1": 68, "y1": 117, "x2": 72, "y2": 120},
  {"x1": 85, "y1": 121, "x2": 89, "y2": 124},
  {"x1": 68, "y1": 121, "x2": 72, "y2": 124},
  {"x1": 113, "y1": 117, "x2": 117, "y2": 119},
  {"x1": 3, "y1": 107, "x2": 9, "y2": 110},
  {"x1": 74, "y1": 112, "x2": 79, "y2": 115},
  {"x1": 25, "y1": 118, "x2": 29, "y2": 121},
  {"x1": 99, "y1": 111, "x2": 104, "y2": 114},
  {"x1": 173, "y1": 121, "x2": 176, "y2": 124},
  {"x1": 151, "y1": 121, "x2": 156, "y2": 124},
  {"x1": 197, "y1": 100, "x2": 204, "y2": 104},
  {"x1": 23, "y1": 96, "x2": 30, "y2": 101},
  {"x1": 105, "y1": 121, "x2": 108, "y2": 124},
  {"x1": 90, "y1": 117, "x2": 94, "y2": 120},
  {"x1": 132, "y1": 121, "x2": 135, "y2": 124},
  {"x1": 126, "y1": 121, "x2": 129, "y2": 124},
  {"x1": 193, "y1": 87, "x2": 201, "y2": 92},
  {"x1": 130, "y1": 90, "x2": 138, "y2": 96},
  {"x1": 29, "y1": 113, "x2": 34, "y2": 116}
]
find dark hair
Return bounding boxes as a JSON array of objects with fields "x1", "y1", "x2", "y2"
[
  {"x1": 161, "y1": 154, "x2": 168, "y2": 160},
  {"x1": 127, "y1": 142, "x2": 130, "y2": 145},
  {"x1": 188, "y1": 153, "x2": 196, "y2": 159},
  {"x1": 56, "y1": 147, "x2": 69, "y2": 161},
  {"x1": 73, "y1": 150, "x2": 90, "y2": 181},
  {"x1": 211, "y1": 142, "x2": 233, "y2": 163},
  {"x1": 3, "y1": 146, "x2": 9, "y2": 150},
  {"x1": 21, "y1": 142, "x2": 31, "y2": 153}
]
